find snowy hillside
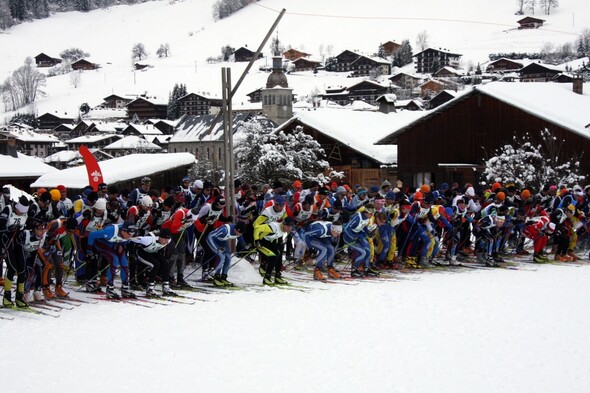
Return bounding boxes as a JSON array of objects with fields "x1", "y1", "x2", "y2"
[{"x1": 0, "y1": 0, "x2": 588, "y2": 121}]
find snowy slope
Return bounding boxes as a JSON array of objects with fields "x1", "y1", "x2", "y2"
[
  {"x1": 2, "y1": 261, "x2": 590, "y2": 393},
  {"x1": 1, "y1": 0, "x2": 588, "y2": 121}
]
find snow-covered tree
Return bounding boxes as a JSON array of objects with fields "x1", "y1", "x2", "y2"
[
  {"x1": 539, "y1": 0, "x2": 558, "y2": 15},
  {"x1": 220, "y1": 45, "x2": 235, "y2": 61},
  {"x1": 525, "y1": 0, "x2": 536, "y2": 15},
  {"x1": 70, "y1": 70, "x2": 81, "y2": 88},
  {"x1": 377, "y1": 44, "x2": 387, "y2": 59},
  {"x1": 416, "y1": 30, "x2": 430, "y2": 52},
  {"x1": 483, "y1": 129, "x2": 585, "y2": 191},
  {"x1": 131, "y1": 43, "x2": 147, "y2": 61},
  {"x1": 234, "y1": 120, "x2": 330, "y2": 186},
  {"x1": 156, "y1": 43, "x2": 170, "y2": 58},
  {"x1": 60, "y1": 47, "x2": 90, "y2": 62},
  {"x1": 516, "y1": 0, "x2": 525, "y2": 14},
  {"x1": 0, "y1": 57, "x2": 46, "y2": 110}
]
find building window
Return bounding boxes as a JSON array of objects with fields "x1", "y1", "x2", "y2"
[{"x1": 414, "y1": 172, "x2": 432, "y2": 187}]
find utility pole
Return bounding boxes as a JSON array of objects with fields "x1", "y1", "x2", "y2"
[{"x1": 214, "y1": 8, "x2": 286, "y2": 219}]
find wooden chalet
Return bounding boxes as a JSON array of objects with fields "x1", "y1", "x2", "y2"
[
  {"x1": 234, "y1": 47, "x2": 263, "y2": 62},
  {"x1": 419, "y1": 80, "x2": 445, "y2": 98},
  {"x1": 292, "y1": 57, "x2": 322, "y2": 71},
  {"x1": 321, "y1": 80, "x2": 389, "y2": 106},
  {"x1": 382, "y1": 41, "x2": 402, "y2": 56},
  {"x1": 517, "y1": 16, "x2": 545, "y2": 29},
  {"x1": 71, "y1": 59, "x2": 98, "y2": 71},
  {"x1": 349, "y1": 55, "x2": 392, "y2": 77},
  {"x1": 102, "y1": 94, "x2": 133, "y2": 109},
  {"x1": 519, "y1": 62, "x2": 562, "y2": 82},
  {"x1": 65, "y1": 134, "x2": 122, "y2": 150},
  {"x1": 389, "y1": 72, "x2": 423, "y2": 90},
  {"x1": 553, "y1": 73, "x2": 574, "y2": 83},
  {"x1": 150, "y1": 119, "x2": 177, "y2": 135},
  {"x1": 413, "y1": 48, "x2": 462, "y2": 74},
  {"x1": 375, "y1": 82, "x2": 590, "y2": 187},
  {"x1": 34, "y1": 53, "x2": 62, "y2": 67},
  {"x1": 283, "y1": 48, "x2": 311, "y2": 61},
  {"x1": 247, "y1": 88, "x2": 262, "y2": 103},
  {"x1": 127, "y1": 97, "x2": 168, "y2": 120},
  {"x1": 177, "y1": 93, "x2": 211, "y2": 117},
  {"x1": 332, "y1": 50, "x2": 362, "y2": 72},
  {"x1": 37, "y1": 112, "x2": 76, "y2": 130},
  {"x1": 486, "y1": 58, "x2": 524, "y2": 73},
  {"x1": 0, "y1": 126, "x2": 60, "y2": 158},
  {"x1": 433, "y1": 66, "x2": 462, "y2": 78}
]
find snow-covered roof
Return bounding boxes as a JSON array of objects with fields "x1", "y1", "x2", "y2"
[
  {"x1": 104, "y1": 135, "x2": 161, "y2": 150},
  {"x1": 475, "y1": 82, "x2": 590, "y2": 137},
  {"x1": 92, "y1": 122, "x2": 125, "y2": 133},
  {"x1": 84, "y1": 108, "x2": 128, "y2": 120},
  {"x1": 65, "y1": 134, "x2": 122, "y2": 143},
  {"x1": 31, "y1": 153, "x2": 195, "y2": 189},
  {"x1": 125, "y1": 124, "x2": 163, "y2": 135},
  {"x1": 0, "y1": 153, "x2": 59, "y2": 178},
  {"x1": 1, "y1": 128, "x2": 60, "y2": 143},
  {"x1": 346, "y1": 100, "x2": 378, "y2": 111},
  {"x1": 276, "y1": 108, "x2": 426, "y2": 164},
  {"x1": 376, "y1": 81, "x2": 590, "y2": 144},
  {"x1": 377, "y1": 94, "x2": 397, "y2": 103},
  {"x1": 128, "y1": 96, "x2": 168, "y2": 106},
  {"x1": 170, "y1": 113, "x2": 275, "y2": 143},
  {"x1": 44, "y1": 150, "x2": 82, "y2": 163}
]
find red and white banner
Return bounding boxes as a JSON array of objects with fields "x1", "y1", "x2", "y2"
[{"x1": 79, "y1": 145, "x2": 104, "y2": 191}]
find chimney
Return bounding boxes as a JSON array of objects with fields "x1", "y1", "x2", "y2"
[{"x1": 573, "y1": 75, "x2": 583, "y2": 95}]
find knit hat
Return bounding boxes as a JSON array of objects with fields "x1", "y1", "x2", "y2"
[
  {"x1": 369, "y1": 185, "x2": 380, "y2": 193},
  {"x1": 336, "y1": 186, "x2": 347, "y2": 194},
  {"x1": 293, "y1": 180, "x2": 302, "y2": 188},
  {"x1": 381, "y1": 180, "x2": 391, "y2": 188},
  {"x1": 49, "y1": 189, "x2": 61, "y2": 202}
]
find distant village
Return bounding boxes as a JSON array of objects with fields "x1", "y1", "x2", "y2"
[{"x1": 2, "y1": 15, "x2": 590, "y2": 191}]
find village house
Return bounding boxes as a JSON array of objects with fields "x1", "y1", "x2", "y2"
[
  {"x1": 517, "y1": 16, "x2": 545, "y2": 29},
  {"x1": 126, "y1": 97, "x2": 168, "y2": 120},
  {"x1": 485, "y1": 58, "x2": 524, "y2": 73},
  {"x1": 71, "y1": 58, "x2": 99, "y2": 71},
  {"x1": 234, "y1": 47, "x2": 263, "y2": 62},
  {"x1": 37, "y1": 112, "x2": 76, "y2": 130},
  {"x1": 292, "y1": 57, "x2": 322, "y2": 72},
  {"x1": 101, "y1": 94, "x2": 133, "y2": 109},
  {"x1": 177, "y1": 93, "x2": 212, "y2": 116},
  {"x1": 0, "y1": 125, "x2": 60, "y2": 158},
  {"x1": 413, "y1": 48, "x2": 462, "y2": 74},
  {"x1": 34, "y1": 53, "x2": 62, "y2": 67},
  {"x1": 321, "y1": 80, "x2": 389, "y2": 106},
  {"x1": 382, "y1": 41, "x2": 402, "y2": 56},
  {"x1": 519, "y1": 62, "x2": 563, "y2": 82},
  {"x1": 283, "y1": 48, "x2": 311, "y2": 61}
]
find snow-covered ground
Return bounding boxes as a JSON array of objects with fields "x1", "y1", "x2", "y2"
[{"x1": 2, "y1": 260, "x2": 590, "y2": 393}]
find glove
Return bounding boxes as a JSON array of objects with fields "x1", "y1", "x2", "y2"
[{"x1": 190, "y1": 207, "x2": 200, "y2": 216}]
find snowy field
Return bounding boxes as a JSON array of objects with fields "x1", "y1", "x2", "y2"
[{"x1": 2, "y1": 260, "x2": 590, "y2": 393}]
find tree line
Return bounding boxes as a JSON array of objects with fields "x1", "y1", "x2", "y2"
[{"x1": 0, "y1": 0, "x2": 157, "y2": 29}]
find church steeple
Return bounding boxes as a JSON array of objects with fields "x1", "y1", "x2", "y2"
[{"x1": 262, "y1": 33, "x2": 292, "y2": 125}]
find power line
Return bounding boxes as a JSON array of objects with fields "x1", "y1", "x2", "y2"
[{"x1": 253, "y1": 3, "x2": 582, "y2": 37}]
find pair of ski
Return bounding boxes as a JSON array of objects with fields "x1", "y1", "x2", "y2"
[{"x1": 1, "y1": 304, "x2": 60, "y2": 318}]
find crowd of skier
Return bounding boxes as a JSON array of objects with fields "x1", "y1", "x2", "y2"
[{"x1": 1, "y1": 175, "x2": 589, "y2": 309}]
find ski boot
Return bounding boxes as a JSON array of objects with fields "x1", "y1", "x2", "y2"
[
  {"x1": 85, "y1": 281, "x2": 101, "y2": 293},
  {"x1": 146, "y1": 284, "x2": 158, "y2": 298},
  {"x1": 274, "y1": 275, "x2": 289, "y2": 285},
  {"x1": 106, "y1": 285, "x2": 120, "y2": 300},
  {"x1": 176, "y1": 278, "x2": 192, "y2": 289},
  {"x1": 327, "y1": 266, "x2": 341, "y2": 279},
  {"x1": 33, "y1": 289, "x2": 44, "y2": 301},
  {"x1": 365, "y1": 265, "x2": 380, "y2": 276},
  {"x1": 2, "y1": 292, "x2": 13, "y2": 308},
  {"x1": 417, "y1": 256, "x2": 433, "y2": 268},
  {"x1": 313, "y1": 267, "x2": 326, "y2": 281},
  {"x1": 162, "y1": 282, "x2": 177, "y2": 297},
  {"x1": 23, "y1": 291, "x2": 34, "y2": 303},
  {"x1": 213, "y1": 274, "x2": 226, "y2": 287},
  {"x1": 220, "y1": 274, "x2": 234, "y2": 287},
  {"x1": 258, "y1": 264, "x2": 266, "y2": 277},
  {"x1": 262, "y1": 275, "x2": 274, "y2": 286},
  {"x1": 55, "y1": 285, "x2": 69, "y2": 298},
  {"x1": 351, "y1": 268, "x2": 364, "y2": 278},
  {"x1": 121, "y1": 285, "x2": 137, "y2": 299},
  {"x1": 15, "y1": 292, "x2": 29, "y2": 308},
  {"x1": 42, "y1": 286, "x2": 55, "y2": 300}
]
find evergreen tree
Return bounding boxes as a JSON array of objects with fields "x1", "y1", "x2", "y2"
[
  {"x1": 167, "y1": 83, "x2": 187, "y2": 120},
  {"x1": 377, "y1": 44, "x2": 387, "y2": 59},
  {"x1": 10, "y1": 112, "x2": 38, "y2": 128},
  {"x1": 9, "y1": 0, "x2": 27, "y2": 20},
  {"x1": 392, "y1": 39, "x2": 413, "y2": 68},
  {"x1": 75, "y1": 0, "x2": 91, "y2": 12}
]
